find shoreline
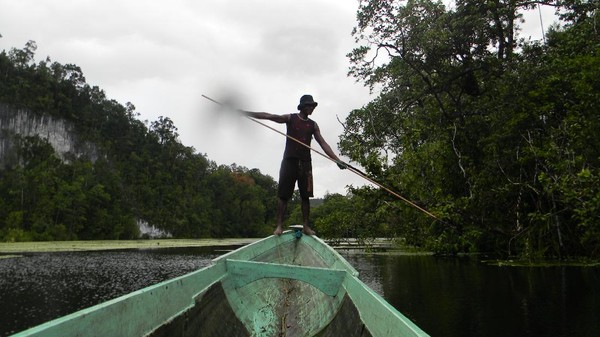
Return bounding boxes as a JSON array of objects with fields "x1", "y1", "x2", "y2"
[{"x1": 0, "y1": 238, "x2": 259, "y2": 254}]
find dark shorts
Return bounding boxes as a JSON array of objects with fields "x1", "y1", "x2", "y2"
[{"x1": 278, "y1": 158, "x2": 313, "y2": 200}]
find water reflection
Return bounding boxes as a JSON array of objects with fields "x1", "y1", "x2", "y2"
[
  {"x1": 338, "y1": 251, "x2": 600, "y2": 337},
  {"x1": 0, "y1": 247, "x2": 226, "y2": 336}
]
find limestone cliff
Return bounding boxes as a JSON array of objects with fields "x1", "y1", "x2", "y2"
[{"x1": 0, "y1": 103, "x2": 98, "y2": 167}]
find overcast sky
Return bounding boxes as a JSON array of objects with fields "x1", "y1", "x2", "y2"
[{"x1": 0, "y1": 0, "x2": 557, "y2": 197}]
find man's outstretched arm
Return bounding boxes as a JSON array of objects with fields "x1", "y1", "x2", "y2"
[{"x1": 241, "y1": 110, "x2": 290, "y2": 124}]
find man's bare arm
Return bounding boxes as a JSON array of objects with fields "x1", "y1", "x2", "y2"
[
  {"x1": 313, "y1": 123, "x2": 346, "y2": 169},
  {"x1": 241, "y1": 110, "x2": 290, "y2": 124}
]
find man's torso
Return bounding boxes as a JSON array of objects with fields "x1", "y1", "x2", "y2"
[{"x1": 283, "y1": 113, "x2": 315, "y2": 161}]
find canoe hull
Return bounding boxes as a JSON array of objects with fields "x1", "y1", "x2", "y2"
[{"x1": 12, "y1": 232, "x2": 428, "y2": 337}]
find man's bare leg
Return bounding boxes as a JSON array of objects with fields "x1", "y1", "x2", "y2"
[
  {"x1": 301, "y1": 198, "x2": 316, "y2": 235},
  {"x1": 274, "y1": 198, "x2": 287, "y2": 235}
]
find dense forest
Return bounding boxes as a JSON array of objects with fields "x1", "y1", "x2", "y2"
[
  {"x1": 0, "y1": 40, "x2": 282, "y2": 240},
  {"x1": 1, "y1": 0, "x2": 599, "y2": 260},
  {"x1": 335, "y1": 0, "x2": 600, "y2": 259}
]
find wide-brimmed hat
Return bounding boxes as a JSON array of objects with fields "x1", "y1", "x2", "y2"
[{"x1": 297, "y1": 94, "x2": 318, "y2": 110}]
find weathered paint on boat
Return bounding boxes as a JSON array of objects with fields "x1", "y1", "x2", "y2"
[{"x1": 11, "y1": 231, "x2": 429, "y2": 337}]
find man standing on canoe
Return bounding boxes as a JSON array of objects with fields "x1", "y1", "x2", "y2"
[{"x1": 242, "y1": 95, "x2": 346, "y2": 235}]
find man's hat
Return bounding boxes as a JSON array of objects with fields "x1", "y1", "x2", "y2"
[{"x1": 297, "y1": 94, "x2": 318, "y2": 110}]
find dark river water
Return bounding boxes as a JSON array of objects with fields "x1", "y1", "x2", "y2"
[{"x1": 1, "y1": 247, "x2": 599, "y2": 337}]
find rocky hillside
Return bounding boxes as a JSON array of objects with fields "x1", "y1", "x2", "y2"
[{"x1": 0, "y1": 103, "x2": 98, "y2": 168}]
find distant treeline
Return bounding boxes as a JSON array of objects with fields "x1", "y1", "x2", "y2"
[{"x1": 0, "y1": 41, "x2": 281, "y2": 240}]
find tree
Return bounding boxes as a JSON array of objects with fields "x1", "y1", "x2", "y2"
[{"x1": 341, "y1": 0, "x2": 600, "y2": 258}]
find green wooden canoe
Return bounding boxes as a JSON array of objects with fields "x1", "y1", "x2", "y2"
[{"x1": 11, "y1": 230, "x2": 429, "y2": 337}]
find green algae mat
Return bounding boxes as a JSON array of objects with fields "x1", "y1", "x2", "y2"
[{"x1": 0, "y1": 239, "x2": 259, "y2": 254}]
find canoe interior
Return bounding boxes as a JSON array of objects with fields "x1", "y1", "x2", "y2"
[
  {"x1": 150, "y1": 233, "x2": 370, "y2": 337},
  {"x1": 219, "y1": 235, "x2": 351, "y2": 336},
  {"x1": 147, "y1": 280, "x2": 372, "y2": 337},
  {"x1": 149, "y1": 282, "x2": 249, "y2": 337}
]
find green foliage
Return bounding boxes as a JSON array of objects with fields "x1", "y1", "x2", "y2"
[
  {"x1": 0, "y1": 42, "x2": 278, "y2": 241},
  {"x1": 310, "y1": 189, "x2": 398, "y2": 242},
  {"x1": 341, "y1": 1, "x2": 600, "y2": 258}
]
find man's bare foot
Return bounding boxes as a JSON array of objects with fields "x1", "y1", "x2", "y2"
[
  {"x1": 273, "y1": 226, "x2": 283, "y2": 235},
  {"x1": 302, "y1": 225, "x2": 316, "y2": 236}
]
